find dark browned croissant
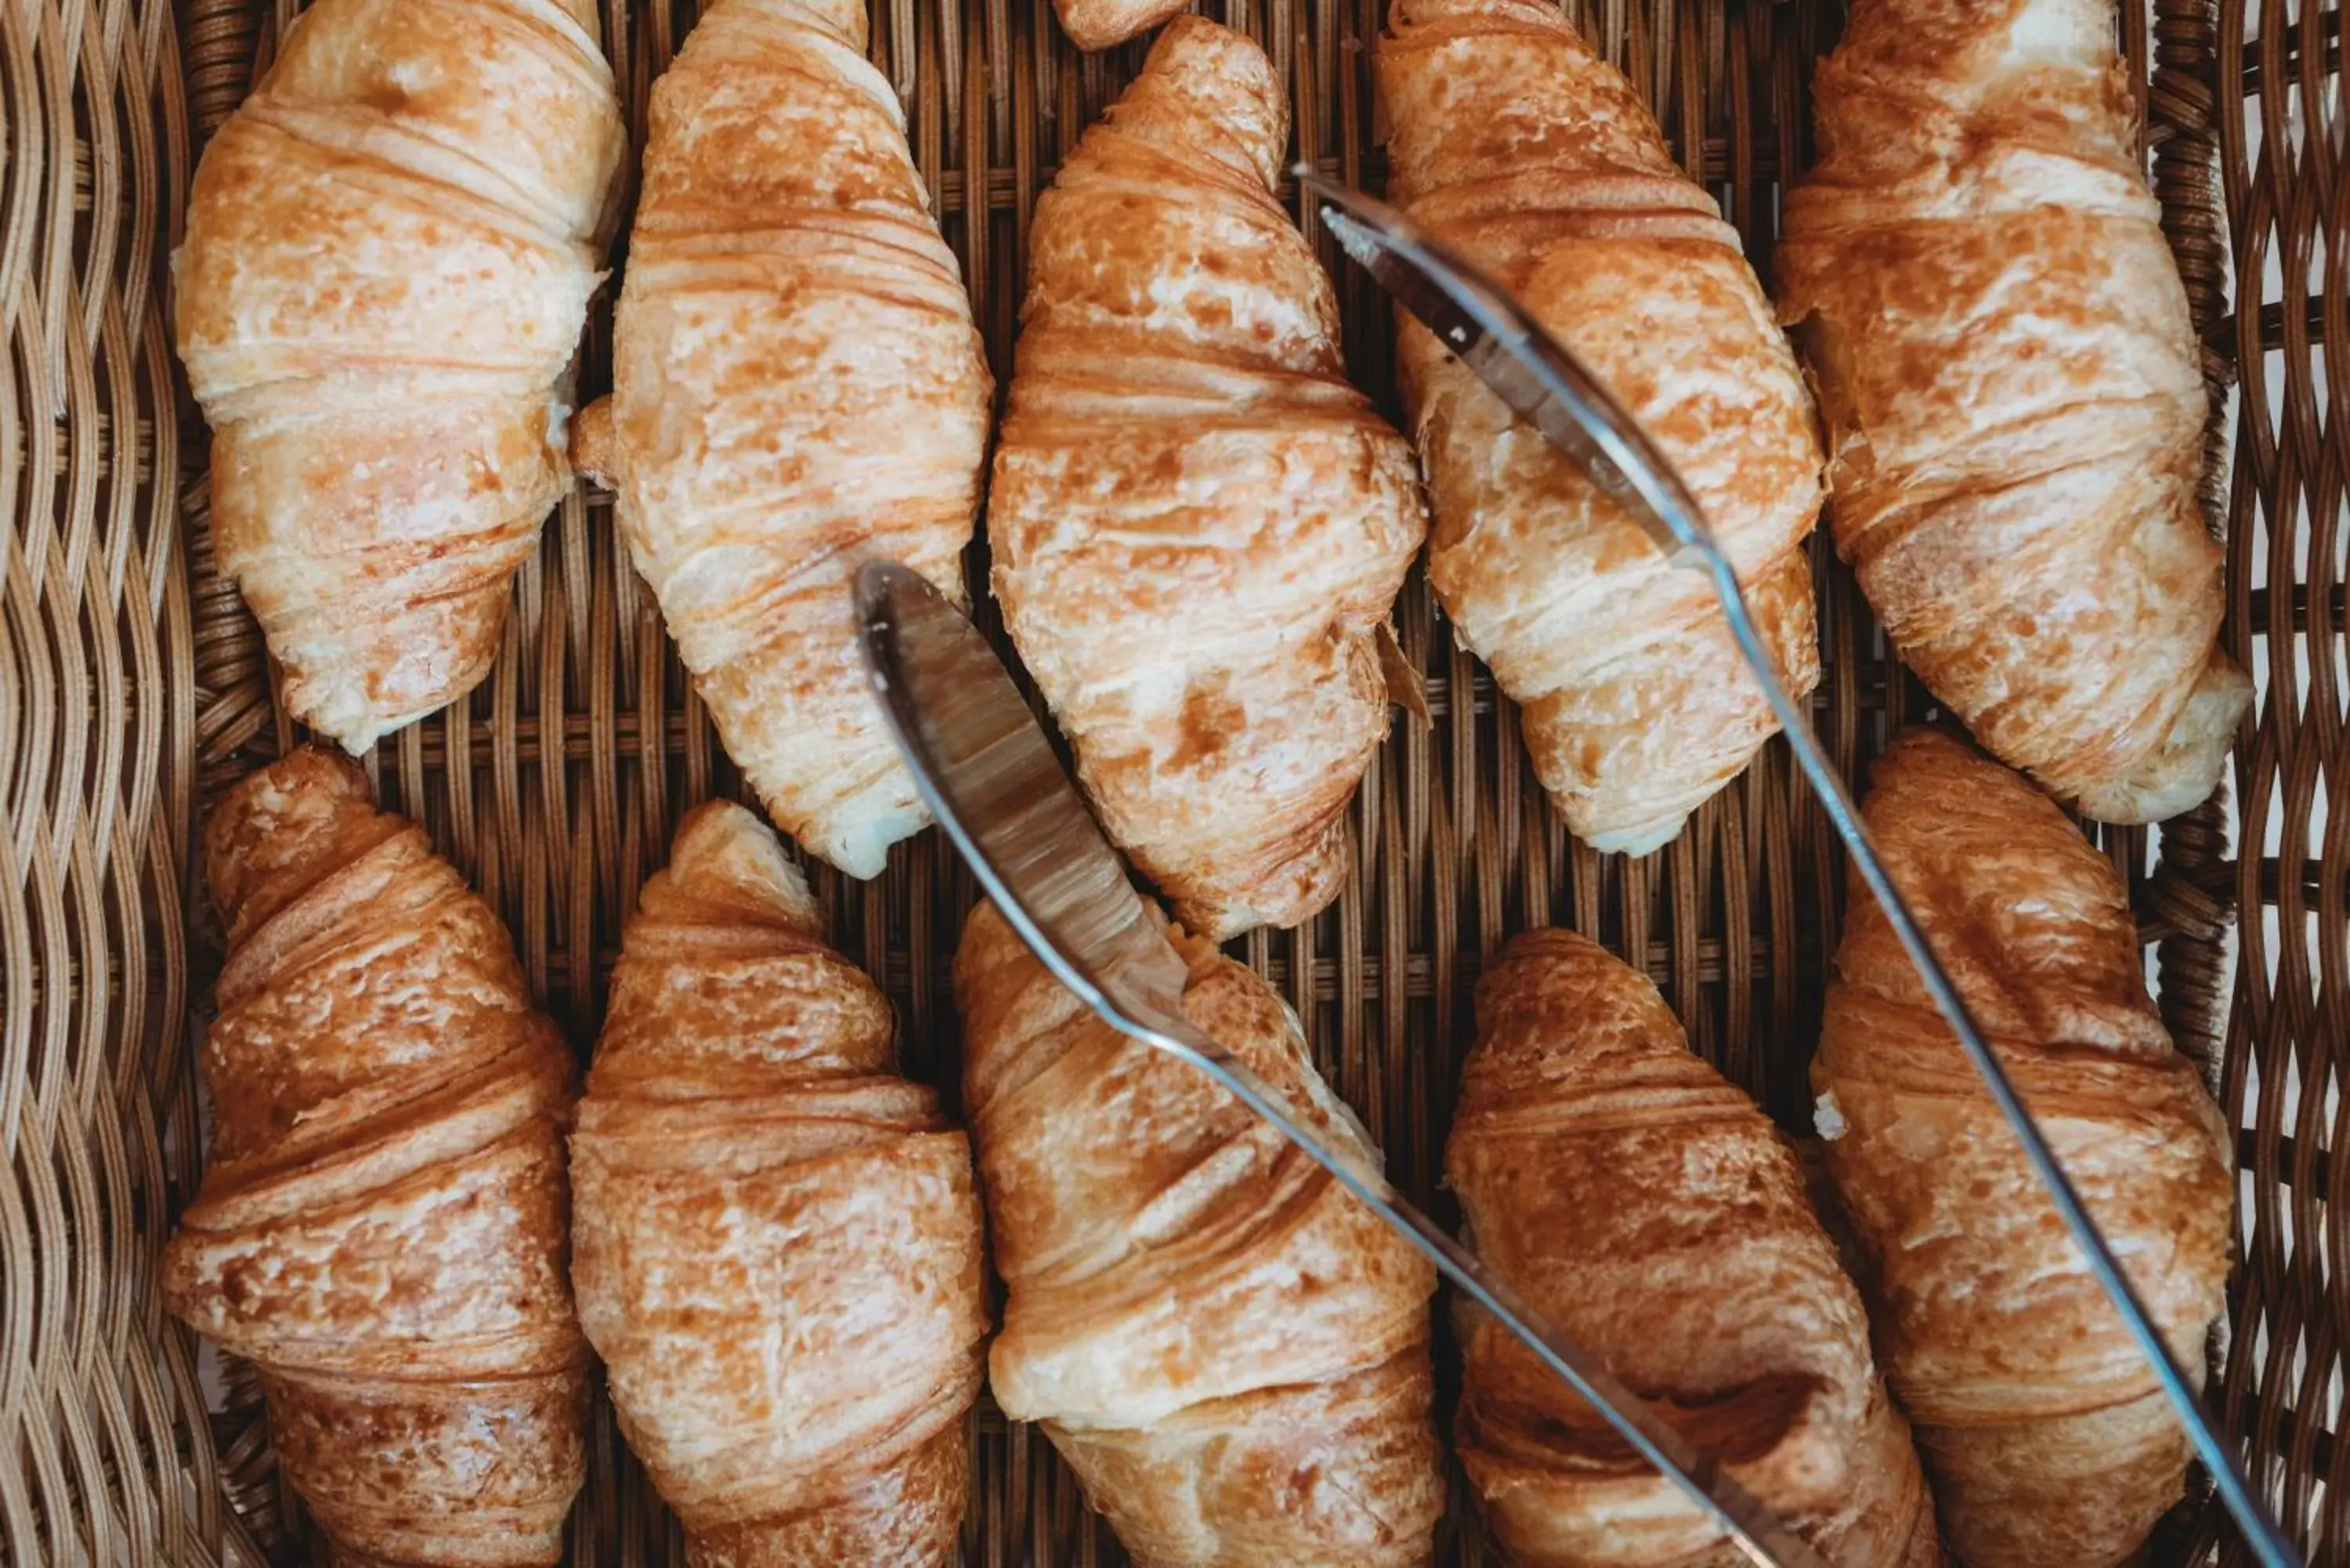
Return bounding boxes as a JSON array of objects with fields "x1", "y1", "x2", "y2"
[
  {"x1": 162, "y1": 749, "x2": 588, "y2": 1565},
  {"x1": 1452, "y1": 927, "x2": 1939, "y2": 1566}
]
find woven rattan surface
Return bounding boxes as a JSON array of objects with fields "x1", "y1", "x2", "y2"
[{"x1": 2, "y1": 0, "x2": 2341, "y2": 1561}]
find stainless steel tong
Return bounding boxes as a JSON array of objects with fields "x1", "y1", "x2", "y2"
[
  {"x1": 849, "y1": 171, "x2": 2298, "y2": 1567},
  {"x1": 1295, "y1": 172, "x2": 2298, "y2": 1568},
  {"x1": 857, "y1": 559, "x2": 1837, "y2": 1568}
]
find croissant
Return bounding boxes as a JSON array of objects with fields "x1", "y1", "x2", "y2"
[
  {"x1": 953, "y1": 901, "x2": 1444, "y2": 1566},
  {"x1": 1811, "y1": 728, "x2": 2235, "y2": 1567},
  {"x1": 1376, "y1": 0, "x2": 1823, "y2": 855},
  {"x1": 161, "y1": 749, "x2": 588, "y2": 1564},
  {"x1": 989, "y1": 16, "x2": 1423, "y2": 938},
  {"x1": 570, "y1": 0, "x2": 992, "y2": 879},
  {"x1": 1450, "y1": 928, "x2": 1939, "y2": 1567},
  {"x1": 175, "y1": 0, "x2": 624, "y2": 753},
  {"x1": 569, "y1": 801, "x2": 989, "y2": 1565},
  {"x1": 1777, "y1": 0, "x2": 2250, "y2": 822}
]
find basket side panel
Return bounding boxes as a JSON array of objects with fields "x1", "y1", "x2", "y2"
[
  {"x1": 2207, "y1": 0, "x2": 2350, "y2": 1555},
  {"x1": 0, "y1": 0, "x2": 241, "y2": 1562}
]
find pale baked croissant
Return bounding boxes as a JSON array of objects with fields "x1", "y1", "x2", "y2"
[
  {"x1": 570, "y1": 800, "x2": 989, "y2": 1566},
  {"x1": 571, "y1": 0, "x2": 992, "y2": 879},
  {"x1": 1377, "y1": 0, "x2": 1823, "y2": 855},
  {"x1": 175, "y1": 0, "x2": 624, "y2": 753},
  {"x1": 1812, "y1": 728, "x2": 2235, "y2": 1567},
  {"x1": 162, "y1": 749, "x2": 588, "y2": 1564},
  {"x1": 1452, "y1": 928, "x2": 1940, "y2": 1567},
  {"x1": 989, "y1": 16, "x2": 1423, "y2": 938},
  {"x1": 953, "y1": 901, "x2": 1444, "y2": 1566},
  {"x1": 1777, "y1": 0, "x2": 2251, "y2": 822}
]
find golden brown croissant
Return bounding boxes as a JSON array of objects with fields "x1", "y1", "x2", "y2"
[
  {"x1": 1451, "y1": 928, "x2": 1940, "y2": 1567},
  {"x1": 1812, "y1": 728, "x2": 2235, "y2": 1567},
  {"x1": 1777, "y1": 0, "x2": 2250, "y2": 822},
  {"x1": 161, "y1": 749, "x2": 588, "y2": 1565},
  {"x1": 569, "y1": 801, "x2": 989, "y2": 1566},
  {"x1": 989, "y1": 16, "x2": 1423, "y2": 938},
  {"x1": 953, "y1": 901, "x2": 1444, "y2": 1566},
  {"x1": 175, "y1": 0, "x2": 624, "y2": 753},
  {"x1": 1376, "y1": 0, "x2": 1823, "y2": 855},
  {"x1": 571, "y1": 0, "x2": 991, "y2": 879}
]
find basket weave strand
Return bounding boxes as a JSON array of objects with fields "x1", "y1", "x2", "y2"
[{"x1": 0, "y1": 0, "x2": 2341, "y2": 1562}]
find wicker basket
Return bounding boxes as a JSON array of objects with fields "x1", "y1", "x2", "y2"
[{"x1": 4, "y1": 0, "x2": 2339, "y2": 1560}]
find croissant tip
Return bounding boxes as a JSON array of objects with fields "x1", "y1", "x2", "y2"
[
  {"x1": 280, "y1": 662, "x2": 483, "y2": 757},
  {"x1": 664, "y1": 800, "x2": 826, "y2": 933},
  {"x1": 1058, "y1": 0, "x2": 1194, "y2": 52},
  {"x1": 1583, "y1": 815, "x2": 1689, "y2": 858},
  {"x1": 567, "y1": 396, "x2": 617, "y2": 487},
  {"x1": 2068, "y1": 657, "x2": 2254, "y2": 826},
  {"x1": 797, "y1": 800, "x2": 930, "y2": 881},
  {"x1": 215, "y1": 745, "x2": 372, "y2": 829}
]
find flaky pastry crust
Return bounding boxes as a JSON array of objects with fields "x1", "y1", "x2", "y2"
[
  {"x1": 1452, "y1": 928, "x2": 1940, "y2": 1567},
  {"x1": 163, "y1": 750, "x2": 589, "y2": 1565},
  {"x1": 954, "y1": 900, "x2": 1444, "y2": 1566},
  {"x1": 1812, "y1": 730, "x2": 2234, "y2": 1566},
  {"x1": 1778, "y1": 0, "x2": 2251, "y2": 821},
  {"x1": 990, "y1": 16, "x2": 1424, "y2": 938},
  {"x1": 176, "y1": 0, "x2": 624, "y2": 751},
  {"x1": 577, "y1": 0, "x2": 992, "y2": 878},
  {"x1": 571, "y1": 801, "x2": 989, "y2": 1566},
  {"x1": 1378, "y1": 0, "x2": 1825, "y2": 855}
]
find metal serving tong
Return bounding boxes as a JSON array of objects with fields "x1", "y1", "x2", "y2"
[
  {"x1": 858, "y1": 558, "x2": 1835, "y2": 1568},
  {"x1": 1294, "y1": 172, "x2": 2300, "y2": 1568}
]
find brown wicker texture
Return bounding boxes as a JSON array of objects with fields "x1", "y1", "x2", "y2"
[{"x1": 1, "y1": 0, "x2": 2339, "y2": 1561}]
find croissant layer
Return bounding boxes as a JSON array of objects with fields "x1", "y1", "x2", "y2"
[
  {"x1": 1812, "y1": 729, "x2": 2234, "y2": 1567},
  {"x1": 989, "y1": 16, "x2": 1423, "y2": 938},
  {"x1": 176, "y1": 0, "x2": 623, "y2": 751},
  {"x1": 571, "y1": 801, "x2": 989, "y2": 1566},
  {"x1": 581, "y1": 0, "x2": 992, "y2": 878},
  {"x1": 1452, "y1": 928, "x2": 1939, "y2": 1567},
  {"x1": 955, "y1": 900, "x2": 1444, "y2": 1566},
  {"x1": 1777, "y1": 0, "x2": 2249, "y2": 819},
  {"x1": 162, "y1": 749, "x2": 589, "y2": 1566},
  {"x1": 1376, "y1": 0, "x2": 1823, "y2": 855}
]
